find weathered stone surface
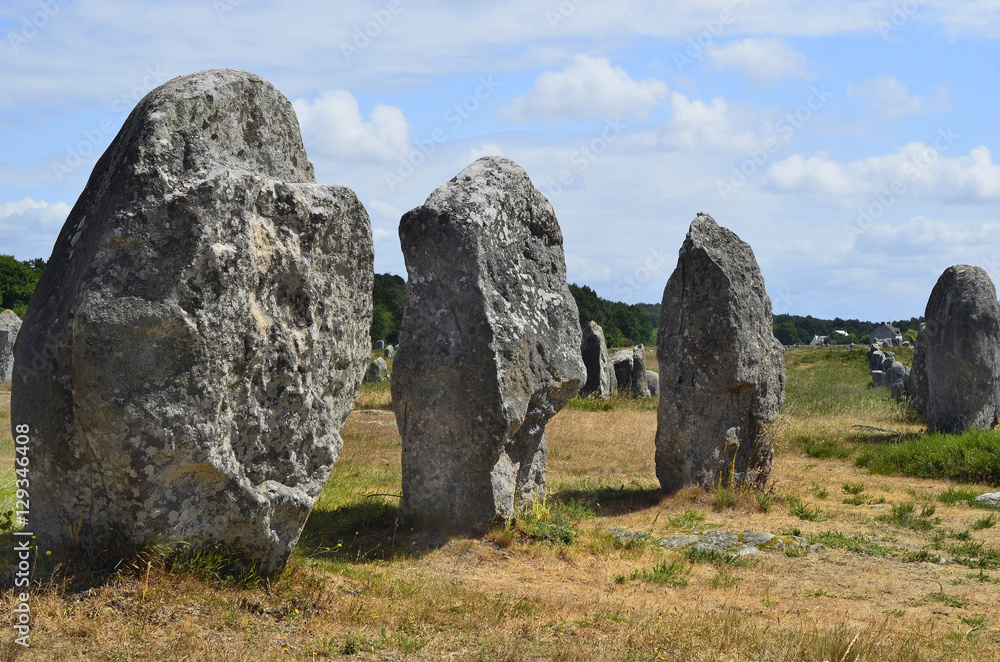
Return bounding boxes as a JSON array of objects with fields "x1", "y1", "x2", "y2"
[
  {"x1": 631, "y1": 345, "x2": 650, "y2": 398},
  {"x1": 869, "y1": 350, "x2": 885, "y2": 371},
  {"x1": 375, "y1": 340, "x2": 385, "y2": 350},
  {"x1": 610, "y1": 348, "x2": 633, "y2": 393},
  {"x1": 871, "y1": 370, "x2": 886, "y2": 388},
  {"x1": 889, "y1": 363, "x2": 908, "y2": 401},
  {"x1": 11, "y1": 69, "x2": 374, "y2": 576},
  {"x1": 923, "y1": 266, "x2": 1000, "y2": 433},
  {"x1": 579, "y1": 320, "x2": 613, "y2": 398},
  {"x1": 910, "y1": 323, "x2": 928, "y2": 415},
  {"x1": 363, "y1": 357, "x2": 388, "y2": 383},
  {"x1": 646, "y1": 370, "x2": 659, "y2": 397},
  {"x1": 975, "y1": 493, "x2": 1000, "y2": 509},
  {"x1": 384, "y1": 344, "x2": 395, "y2": 359},
  {"x1": 881, "y1": 355, "x2": 896, "y2": 373},
  {"x1": 392, "y1": 156, "x2": 585, "y2": 530},
  {"x1": 609, "y1": 527, "x2": 818, "y2": 556},
  {"x1": 655, "y1": 213, "x2": 785, "y2": 492},
  {"x1": 0, "y1": 309, "x2": 21, "y2": 383}
]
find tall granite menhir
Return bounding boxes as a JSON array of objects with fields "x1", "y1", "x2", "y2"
[
  {"x1": 392, "y1": 157, "x2": 586, "y2": 530},
  {"x1": 11, "y1": 70, "x2": 373, "y2": 576},
  {"x1": 656, "y1": 214, "x2": 785, "y2": 492},
  {"x1": 922, "y1": 266, "x2": 1000, "y2": 433}
]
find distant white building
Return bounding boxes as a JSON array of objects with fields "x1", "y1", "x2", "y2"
[
  {"x1": 834, "y1": 330, "x2": 849, "y2": 337},
  {"x1": 869, "y1": 322, "x2": 902, "y2": 346}
]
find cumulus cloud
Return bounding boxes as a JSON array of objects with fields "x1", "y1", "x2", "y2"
[
  {"x1": 293, "y1": 91, "x2": 411, "y2": 163},
  {"x1": 847, "y1": 75, "x2": 949, "y2": 118},
  {"x1": 767, "y1": 143, "x2": 1000, "y2": 203},
  {"x1": 499, "y1": 54, "x2": 668, "y2": 123},
  {"x1": 661, "y1": 92, "x2": 766, "y2": 152},
  {"x1": 707, "y1": 38, "x2": 811, "y2": 85},
  {"x1": 0, "y1": 198, "x2": 71, "y2": 259}
]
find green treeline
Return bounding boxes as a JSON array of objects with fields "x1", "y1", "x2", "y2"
[
  {"x1": 772, "y1": 314, "x2": 923, "y2": 346},
  {"x1": 568, "y1": 284, "x2": 658, "y2": 348},
  {"x1": 0, "y1": 255, "x2": 46, "y2": 318}
]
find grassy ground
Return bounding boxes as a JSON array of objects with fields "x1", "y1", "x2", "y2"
[{"x1": 3, "y1": 346, "x2": 1000, "y2": 660}]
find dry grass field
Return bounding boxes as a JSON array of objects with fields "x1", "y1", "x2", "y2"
[{"x1": 2, "y1": 346, "x2": 1000, "y2": 661}]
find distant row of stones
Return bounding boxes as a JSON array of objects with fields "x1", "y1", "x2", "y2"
[{"x1": 9, "y1": 69, "x2": 785, "y2": 576}]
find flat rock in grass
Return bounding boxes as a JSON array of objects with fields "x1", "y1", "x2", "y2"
[
  {"x1": 974, "y1": 493, "x2": 1000, "y2": 509},
  {"x1": 655, "y1": 213, "x2": 785, "y2": 492},
  {"x1": 0, "y1": 309, "x2": 21, "y2": 382},
  {"x1": 579, "y1": 320, "x2": 614, "y2": 398},
  {"x1": 923, "y1": 265, "x2": 1000, "y2": 433},
  {"x1": 11, "y1": 69, "x2": 374, "y2": 577},
  {"x1": 610, "y1": 527, "x2": 815, "y2": 555},
  {"x1": 392, "y1": 156, "x2": 585, "y2": 531}
]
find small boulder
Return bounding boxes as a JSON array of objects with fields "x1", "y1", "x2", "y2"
[
  {"x1": 364, "y1": 357, "x2": 388, "y2": 383},
  {"x1": 375, "y1": 340, "x2": 385, "y2": 350},
  {"x1": 631, "y1": 345, "x2": 650, "y2": 398},
  {"x1": 384, "y1": 344, "x2": 395, "y2": 359},
  {"x1": 646, "y1": 370, "x2": 659, "y2": 397},
  {"x1": 869, "y1": 350, "x2": 885, "y2": 371}
]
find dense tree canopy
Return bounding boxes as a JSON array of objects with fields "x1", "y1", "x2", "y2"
[
  {"x1": 568, "y1": 283, "x2": 656, "y2": 348},
  {"x1": 371, "y1": 273, "x2": 406, "y2": 345},
  {"x1": 0, "y1": 256, "x2": 45, "y2": 318}
]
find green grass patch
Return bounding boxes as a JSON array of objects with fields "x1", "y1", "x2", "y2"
[
  {"x1": 665, "y1": 509, "x2": 706, "y2": 530},
  {"x1": 788, "y1": 496, "x2": 824, "y2": 521},
  {"x1": 630, "y1": 559, "x2": 690, "y2": 586},
  {"x1": 938, "y1": 486, "x2": 985, "y2": 505},
  {"x1": 808, "y1": 531, "x2": 900, "y2": 557},
  {"x1": 683, "y1": 547, "x2": 752, "y2": 568},
  {"x1": 802, "y1": 438, "x2": 853, "y2": 460},
  {"x1": 857, "y1": 429, "x2": 1000, "y2": 485},
  {"x1": 972, "y1": 515, "x2": 997, "y2": 530},
  {"x1": 876, "y1": 503, "x2": 939, "y2": 531},
  {"x1": 566, "y1": 394, "x2": 658, "y2": 412}
]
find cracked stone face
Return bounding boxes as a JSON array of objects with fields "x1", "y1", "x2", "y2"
[
  {"x1": 12, "y1": 69, "x2": 373, "y2": 576},
  {"x1": 655, "y1": 213, "x2": 785, "y2": 492},
  {"x1": 392, "y1": 156, "x2": 585, "y2": 531}
]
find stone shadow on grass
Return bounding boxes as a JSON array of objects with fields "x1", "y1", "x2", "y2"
[
  {"x1": 549, "y1": 483, "x2": 664, "y2": 518},
  {"x1": 300, "y1": 496, "x2": 448, "y2": 564}
]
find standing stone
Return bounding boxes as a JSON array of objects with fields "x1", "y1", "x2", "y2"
[
  {"x1": 11, "y1": 69, "x2": 373, "y2": 576},
  {"x1": 880, "y1": 354, "x2": 896, "y2": 373},
  {"x1": 871, "y1": 370, "x2": 886, "y2": 388},
  {"x1": 888, "y1": 363, "x2": 908, "y2": 400},
  {"x1": 910, "y1": 323, "x2": 928, "y2": 415},
  {"x1": 655, "y1": 213, "x2": 785, "y2": 492},
  {"x1": 923, "y1": 266, "x2": 1000, "y2": 433},
  {"x1": 375, "y1": 340, "x2": 385, "y2": 350},
  {"x1": 392, "y1": 156, "x2": 585, "y2": 530},
  {"x1": 0, "y1": 309, "x2": 21, "y2": 383},
  {"x1": 869, "y1": 350, "x2": 885, "y2": 371},
  {"x1": 610, "y1": 349, "x2": 634, "y2": 392},
  {"x1": 384, "y1": 344, "x2": 395, "y2": 359},
  {"x1": 631, "y1": 345, "x2": 650, "y2": 398},
  {"x1": 363, "y1": 357, "x2": 388, "y2": 383},
  {"x1": 646, "y1": 370, "x2": 659, "y2": 397},
  {"x1": 579, "y1": 321, "x2": 613, "y2": 398}
]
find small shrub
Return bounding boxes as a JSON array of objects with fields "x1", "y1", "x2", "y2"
[
  {"x1": 877, "y1": 503, "x2": 938, "y2": 531},
  {"x1": 842, "y1": 495, "x2": 865, "y2": 506},
  {"x1": 666, "y1": 509, "x2": 706, "y2": 530},
  {"x1": 938, "y1": 486, "x2": 984, "y2": 504},
  {"x1": 756, "y1": 493, "x2": 774, "y2": 513},
  {"x1": 711, "y1": 569, "x2": 742, "y2": 588},
  {"x1": 713, "y1": 487, "x2": 736, "y2": 510},
  {"x1": 788, "y1": 497, "x2": 824, "y2": 522},
  {"x1": 972, "y1": 515, "x2": 997, "y2": 531},
  {"x1": 683, "y1": 547, "x2": 751, "y2": 568},
  {"x1": 631, "y1": 559, "x2": 690, "y2": 586},
  {"x1": 842, "y1": 482, "x2": 865, "y2": 495}
]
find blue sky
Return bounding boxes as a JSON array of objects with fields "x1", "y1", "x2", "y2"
[{"x1": 1, "y1": 0, "x2": 998, "y2": 321}]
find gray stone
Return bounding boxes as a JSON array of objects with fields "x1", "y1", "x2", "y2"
[
  {"x1": 610, "y1": 348, "x2": 633, "y2": 393},
  {"x1": 910, "y1": 323, "x2": 928, "y2": 415},
  {"x1": 631, "y1": 345, "x2": 650, "y2": 398},
  {"x1": 869, "y1": 350, "x2": 885, "y2": 371},
  {"x1": 871, "y1": 370, "x2": 886, "y2": 388},
  {"x1": 11, "y1": 69, "x2": 374, "y2": 577},
  {"x1": 0, "y1": 309, "x2": 21, "y2": 383},
  {"x1": 881, "y1": 355, "x2": 895, "y2": 373},
  {"x1": 901, "y1": 341, "x2": 911, "y2": 348},
  {"x1": 363, "y1": 357, "x2": 388, "y2": 383},
  {"x1": 646, "y1": 370, "x2": 659, "y2": 398},
  {"x1": 579, "y1": 320, "x2": 613, "y2": 398},
  {"x1": 375, "y1": 340, "x2": 385, "y2": 350},
  {"x1": 889, "y1": 363, "x2": 908, "y2": 400},
  {"x1": 384, "y1": 344, "x2": 395, "y2": 359},
  {"x1": 974, "y1": 493, "x2": 1000, "y2": 509},
  {"x1": 655, "y1": 213, "x2": 785, "y2": 492},
  {"x1": 392, "y1": 156, "x2": 586, "y2": 530},
  {"x1": 611, "y1": 527, "x2": 814, "y2": 556},
  {"x1": 923, "y1": 265, "x2": 1000, "y2": 433}
]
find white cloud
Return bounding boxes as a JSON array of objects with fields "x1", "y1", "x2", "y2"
[
  {"x1": 661, "y1": 92, "x2": 766, "y2": 152},
  {"x1": 767, "y1": 144, "x2": 1000, "y2": 203},
  {"x1": 499, "y1": 54, "x2": 668, "y2": 123},
  {"x1": 707, "y1": 38, "x2": 810, "y2": 85},
  {"x1": 847, "y1": 75, "x2": 948, "y2": 118},
  {"x1": 0, "y1": 198, "x2": 71, "y2": 259},
  {"x1": 293, "y1": 91, "x2": 411, "y2": 163}
]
